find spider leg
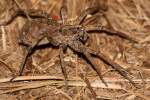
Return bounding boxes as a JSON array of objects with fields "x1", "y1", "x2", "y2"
[
  {"x1": 87, "y1": 48, "x2": 138, "y2": 88},
  {"x1": 83, "y1": 53, "x2": 108, "y2": 88},
  {"x1": 0, "y1": 8, "x2": 50, "y2": 26},
  {"x1": 60, "y1": 6, "x2": 68, "y2": 24},
  {"x1": 84, "y1": 52, "x2": 108, "y2": 87},
  {"x1": 21, "y1": 9, "x2": 50, "y2": 19},
  {"x1": 19, "y1": 37, "x2": 44, "y2": 76},
  {"x1": 59, "y1": 45, "x2": 68, "y2": 89},
  {"x1": 75, "y1": 7, "x2": 100, "y2": 25},
  {"x1": 85, "y1": 26, "x2": 138, "y2": 43},
  {"x1": 68, "y1": 41, "x2": 108, "y2": 87}
]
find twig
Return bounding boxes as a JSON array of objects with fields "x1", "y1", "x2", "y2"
[
  {"x1": 0, "y1": 81, "x2": 62, "y2": 94},
  {"x1": 0, "y1": 77, "x2": 149, "y2": 99},
  {"x1": 0, "y1": 76, "x2": 150, "y2": 89},
  {"x1": 0, "y1": 75, "x2": 65, "y2": 83},
  {"x1": 0, "y1": 75, "x2": 150, "y2": 84}
]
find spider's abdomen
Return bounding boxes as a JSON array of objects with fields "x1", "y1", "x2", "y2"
[
  {"x1": 18, "y1": 19, "x2": 60, "y2": 46},
  {"x1": 19, "y1": 21, "x2": 44, "y2": 44}
]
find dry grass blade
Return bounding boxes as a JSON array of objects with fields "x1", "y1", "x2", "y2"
[
  {"x1": 0, "y1": 76, "x2": 149, "y2": 99},
  {"x1": 0, "y1": 75, "x2": 150, "y2": 88},
  {"x1": 79, "y1": 73, "x2": 97, "y2": 100},
  {"x1": 1, "y1": 26, "x2": 7, "y2": 51},
  {"x1": 123, "y1": 88, "x2": 150, "y2": 100},
  {"x1": 0, "y1": 81, "x2": 62, "y2": 94}
]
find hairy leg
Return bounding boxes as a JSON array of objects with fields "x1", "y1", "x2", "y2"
[
  {"x1": 69, "y1": 40, "x2": 137, "y2": 87},
  {"x1": 59, "y1": 45, "x2": 68, "y2": 89},
  {"x1": 85, "y1": 26, "x2": 138, "y2": 43},
  {"x1": 87, "y1": 48, "x2": 138, "y2": 88},
  {"x1": 59, "y1": 0, "x2": 68, "y2": 25},
  {"x1": 0, "y1": 8, "x2": 50, "y2": 26},
  {"x1": 19, "y1": 37, "x2": 44, "y2": 76},
  {"x1": 60, "y1": 6, "x2": 68, "y2": 24},
  {"x1": 75, "y1": 7, "x2": 100, "y2": 25},
  {"x1": 83, "y1": 52, "x2": 108, "y2": 87},
  {"x1": 68, "y1": 41, "x2": 107, "y2": 87}
]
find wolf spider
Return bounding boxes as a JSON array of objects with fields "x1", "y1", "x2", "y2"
[{"x1": 0, "y1": 3, "x2": 138, "y2": 88}]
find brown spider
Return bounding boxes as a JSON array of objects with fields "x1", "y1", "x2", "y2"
[{"x1": 0, "y1": 1, "x2": 138, "y2": 88}]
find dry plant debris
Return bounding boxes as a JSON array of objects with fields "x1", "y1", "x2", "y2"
[{"x1": 0, "y1": 0, "x2": 150, "y2": 100}]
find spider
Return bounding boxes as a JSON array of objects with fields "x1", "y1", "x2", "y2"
[{"x1": 0, "y1": 1, "x2": 138, "y2": 88}]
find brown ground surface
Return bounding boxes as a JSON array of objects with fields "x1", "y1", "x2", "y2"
[{"x1": 0, "y1": 0, "x2": 150, "y2": 100}]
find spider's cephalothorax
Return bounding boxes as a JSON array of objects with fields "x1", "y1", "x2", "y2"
[{"x1": 0, "y1": 2, "x2": 139, "y2": 88}]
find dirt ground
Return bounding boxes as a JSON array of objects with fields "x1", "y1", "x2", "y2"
[{"x1": 0, "y1": 0, "x2": 150, "y2": 100}]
